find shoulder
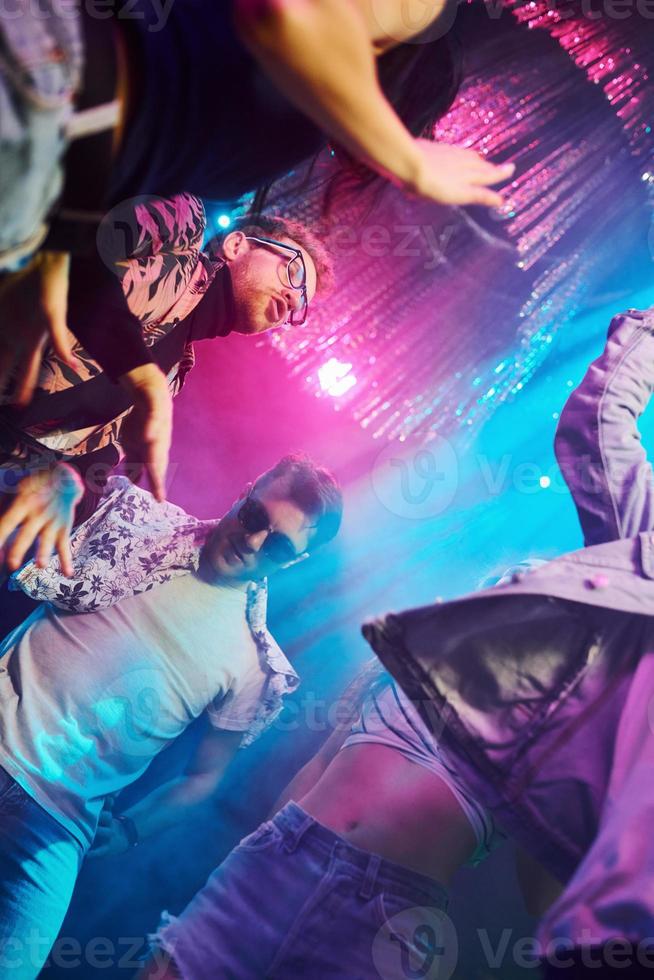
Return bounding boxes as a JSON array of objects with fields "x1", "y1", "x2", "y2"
[
  {"x1": 100, "y1": 477, "x2": 194, "y2": 521},
  {"x1": 128, "y1": 193, "x2": 207, "y2": 255},
  {"x1": 607, "y1": 307, "x2": 651, "y2": 338}
]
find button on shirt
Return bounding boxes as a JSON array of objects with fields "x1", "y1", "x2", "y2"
[{"x1": 0, "y1": 573, "x2": 268, "y2": 849}]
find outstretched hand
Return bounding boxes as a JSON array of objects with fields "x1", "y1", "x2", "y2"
[
  {"x1": 410, "y1": 140, "x2": 515, "y2": 208},
  {"x1": 0, "y1": 462, "x2": 83, "y2": 576},
  {"x1": 0, "y1": 251, "x2": 78, "y2": 407}
]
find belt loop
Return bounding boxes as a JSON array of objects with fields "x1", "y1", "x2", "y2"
[
  {"x1": 283, "y1": 813, "x2": 315, "y2": 854},
  {"x1": 359, "y1": 854, "x2": 382, "y2": 900}
]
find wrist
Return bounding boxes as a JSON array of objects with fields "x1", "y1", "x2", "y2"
[
  {"x1": 355, "y1": 110, "x2": 424, "y2": 194},
  {"x1": 119, "y1": 362, "x2": 166, "y2": 396},
  {"x1": 50, "y1": 462, "x2": 84, "y2": 503},
  {"x1": 395, "y1": 139, "x2": 429, "y2": 197}
]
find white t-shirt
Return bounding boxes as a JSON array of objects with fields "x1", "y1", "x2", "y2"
[{"x1": 0, "y1": 572, "x2": 269, "y2": 848}]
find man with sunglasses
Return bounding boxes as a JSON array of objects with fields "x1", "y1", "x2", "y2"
[
  {"x1": 0, "y1": 198, "x2": 332, "y2": 629},
  {"x1": 0, "y1": 451, "x2": 342, "y2": 978}
]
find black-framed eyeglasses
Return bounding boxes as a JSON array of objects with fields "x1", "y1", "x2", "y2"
[
  {"x1": 237, "y1": 493, "x2": 302, "y2": 565},
  {"x1": 245, "y1": 235, "x2": 309, "y2": 326}
]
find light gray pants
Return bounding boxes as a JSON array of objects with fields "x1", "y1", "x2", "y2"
[{"x1": 0, "y1": 5, "x2": 81, "y2": 268}]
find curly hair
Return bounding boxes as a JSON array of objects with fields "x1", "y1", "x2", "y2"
[{"x1": 210, "y1": 215, "x2": 335, "y2": 298}]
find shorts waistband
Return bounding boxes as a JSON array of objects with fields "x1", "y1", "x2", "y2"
[{"x1": 272, "y1": 801, "x2": 448, "y2": 909}]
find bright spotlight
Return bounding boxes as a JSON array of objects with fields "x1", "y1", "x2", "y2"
[
  {"x1": 217, "y1": 214, "x2": 232, "y2": 229},
  {"x1": 318, "y1": 358, "x2": 357, "y2": 398}
]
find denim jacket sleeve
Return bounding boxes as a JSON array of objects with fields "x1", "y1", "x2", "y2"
[{"x1": 555, "y1": 308, "x2": 654, "y2": 546}]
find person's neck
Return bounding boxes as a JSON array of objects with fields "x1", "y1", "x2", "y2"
[
  {"x1": 190, "y1": 262, "x2": 236, "y2": 341},
  {"x1": 198, "y1": 546, "x2": 251, "y2": 593}
]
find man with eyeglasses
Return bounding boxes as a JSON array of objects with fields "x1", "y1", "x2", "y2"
[
  {"x1": 0, "y1": 451, "x2": 342, "y2": 978},
  {"x1": 0, "y1": 196, "x2": 333, "y2": 628}
]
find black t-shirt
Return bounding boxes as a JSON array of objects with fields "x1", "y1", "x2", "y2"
[
  {"x1": 67, "y1": 2, "x2": 325, "y2": 384},
  {"x1": 111, "y1": 0, "x2": 325, "y2": 202}
]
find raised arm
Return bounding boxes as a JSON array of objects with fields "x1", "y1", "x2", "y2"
[
  {"x1": 235, "y1": 0, "x2": 514, "y2": 208},
  {"x1": 270, "y1": 719, "x2": 351, "y2": 814},
  {"x1": 554, "y1": 309, "x2": 654, "y2": 546},
  {"x1": 271, "y1": 658, "x2": 385, "y2": 813}
]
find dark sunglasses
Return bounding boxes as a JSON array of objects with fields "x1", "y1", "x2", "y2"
[{"x1": 237, "y1": 494, "x2": 300, "y2": 565}]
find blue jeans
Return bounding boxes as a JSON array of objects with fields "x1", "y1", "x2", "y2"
[
  {"x1": 0, "y1": 766, "x2": 83, "y2": 979},
  {"x1": 151, "y1": 802, "x2": 452, "y2": 980}
]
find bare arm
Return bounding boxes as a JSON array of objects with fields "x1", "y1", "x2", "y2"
[
  {"x1": 89, "y1": 726, "x2": 243, "y2": 857},
  {"x1": 271, "y1": 659, "x2": 385, "y2": 814},
  {"x1": 235, "y1": 0, "x2": 514, "y2": 207},
  {"x1": 271, "y1": 723, "x2": 352, "y2": 814},
  {"x1": 555, "y1": 310, "x2": 654, "y2": 546}
]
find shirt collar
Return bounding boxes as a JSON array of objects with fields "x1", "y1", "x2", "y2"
[{"x1": 190, "y1": 261, "x2": 236, "y2": 341}]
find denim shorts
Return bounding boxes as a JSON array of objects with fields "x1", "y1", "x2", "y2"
[
  {"x1": 150, "y1": 801, "x2": 453, "y2": 980},
  {"x1": 0, "y1": 5, "x2": 82, "y2": 268}
]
